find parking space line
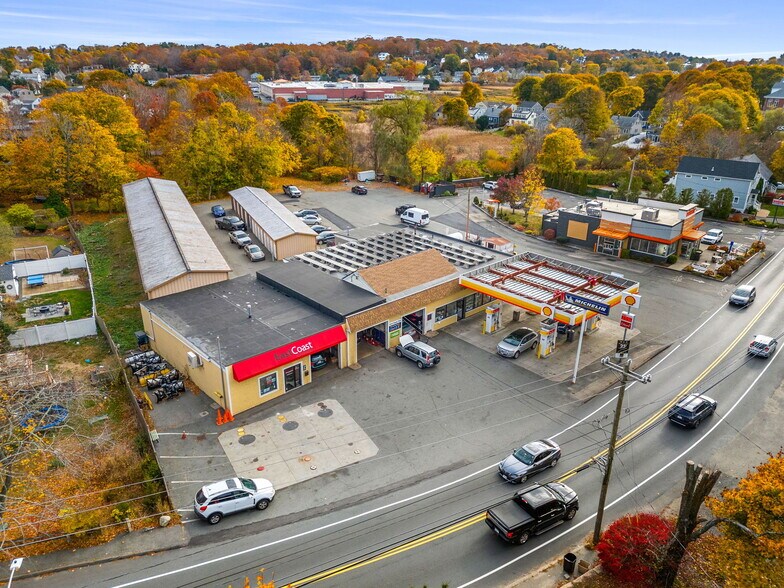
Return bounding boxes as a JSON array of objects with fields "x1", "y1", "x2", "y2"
[{"x1": 158, "y1": 455, "x2": 225, "y2": 459}]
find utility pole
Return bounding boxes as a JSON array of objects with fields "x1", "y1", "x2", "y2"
[
  {"x1": 465, "y1": 187, "x2": 471, "y2": 241},
  {"x1": 592, "y1": 356, "x2": 651, "y2": 545},
  {"x1": 627, "y1": 155, "x2": 638, "y2": 194}
]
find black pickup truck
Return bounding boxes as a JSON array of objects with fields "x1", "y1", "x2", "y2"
[{"x1": 485, "y1": 482, "x2": 578, "y2": 545}]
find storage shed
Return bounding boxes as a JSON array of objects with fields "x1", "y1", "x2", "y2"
[
  {"x1": 123, "y1": 178, "x2": 231, "y2": 299},
  {"x1": 229, "y1": 186, "x2": 316, "y2": 260}
]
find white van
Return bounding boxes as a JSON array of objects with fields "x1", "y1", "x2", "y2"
[{"x1": 400, "y1": 207, "x2": 430, "y2": 226}]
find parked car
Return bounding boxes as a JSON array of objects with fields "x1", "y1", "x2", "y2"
[
  {"x1": 301, "y1": 214, "x2": 321, "y2": 226},
  {"x1": 667, "y1": 394, "x2": 717, "y2": 428},
  {"x1": 244, "y1": 244, "x2": 265, "y2": 262},
  {"x1": 748, "y1": 334, "x2": 778, "y2": 358},
  {"x1": 483, "y1": 181, "x2": 498, "y2": 190},
  {"x1": 729, "y1": 284, "x2": 756, "y2": 306},
  {"x1": 395, "y1": 334, "x2": 441, "y2": 369},
  {"x1": 295, "y1": 209, "x2": 319, "y2": 218},
  {"x1": 498, "y1": 439, "x2": 561, "y2": 484},
  {"x1": 497, "y1": 328, "x2": 538, "y2": 359},
  {"x1": 310, "y1": 224, "x2": 332, "y2": 234},
  {"x1": 776, "y1": 182, "x2": 784, "y2": 191},
  {"x1": 211, "y1": 205, "x2": 226, "y2": 217},
  {"x1": 316, "y1": 231, "x2": 336, "y2": 245},
  {"x1": 395, "y1": 204, "x2": 416, "y2": 216},
  {"x1": 701, "y1": 228, "x2": 724, "y2": 244},
  {"x1": 283, "y1": 185, "x2": 302, "y2": 198},
  {"x1": 229, "y1": 230, "x2": 252, "y2": 247},
  {"x1": 216, "y1": 216, "x2": 245, "y2": 231},
  {"x1": 351, "y1": 185, "x2": 368, "y2": 195},
  {"x1": 311, "y1": 353, "x2": 327, "y2": 371},
  {"x1": 400, "y1": 207, "x2": 430, "y2": 226},
  {"x1": 485, "y1": 482, "x2": 578, "y2": 544},
  {"x1": 194, "y1": 477, "x2": 275, "y2": 525}
]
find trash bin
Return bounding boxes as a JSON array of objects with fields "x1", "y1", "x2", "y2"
[
  {"x1": 512, "y1": 310, "x2": 521, "y2": 322},
  {"x1": 566, "y1": 327, "x2": 575, "y2": 343},
  {"x1": 563, "y1": 552, "x2": 577, "y2": 575}
]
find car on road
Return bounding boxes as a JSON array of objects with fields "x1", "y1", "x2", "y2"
[
  {"x1": 395, "y1": 204, "x2": 416, "y2": 216},
  {"x1": 300, "y1": 214, "x2": 321, "y2": 226},
  {"x1": 194, "y1": 477, "x2": 275, "y2": 525},
  {"x1": 485, "y1": 482, "x2": 578, "y2": 544},
  {"x1": 668, "y1": 394, "x2": 717, "y2": 428},
  {"x1": 498, "y1": 439, "x2": 561, "y2": 484},
  {"x1": 283, "y1": 185, "x2": 302, "y2": 198},
  {"x1": 748, "y1": 334, "x2": 778, "y2": 358},
  {"x1": 351, "y1": 185, "x2": 368, "y2": 195},
  {"x1": 244, "y1": 244, "x2": 265, "y2": 261},
  {"x1": 701, "y1": 228, "x2": 724, "y2": 244},
  {"x1": 211, "y1": 205, "x2": 226, "y2": 217},
  {"x1": 316, "y1": 231, "x2": 336, "y2": 245},
  {"x1": 729, "y1": 284, "x2": 756, "y2": 306},
  {"x1": 216, "y1": 216, "x2": 245, "y2": 231},
  {"x1": 497, "y1": 328, "x2": 539, "y2": 358},
  {"x1": 294, "y1": 209, "x2": 319, "y2": 218},
  {"x1": 229, "y1": 230, "x2": 252, "y2": 247},
  {"x1": 310, "y1": 224, "x2": 332, "y2": 234},
  {"x1": 483, "y1": 181, "x2": 498, "y2": 190},
  {"x1": 395, "y1": 334, "x2": 441, "y2": 369}
]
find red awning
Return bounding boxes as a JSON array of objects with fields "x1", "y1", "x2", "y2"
[{"x1": 232, "y1": 325, "x2": 347, "y2": 382}]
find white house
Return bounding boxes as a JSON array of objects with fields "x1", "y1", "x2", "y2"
[{"x1": 376, "y1": 52, "x2": 390, "y2": 61}]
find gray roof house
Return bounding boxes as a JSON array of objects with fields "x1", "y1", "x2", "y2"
[
  {"x1": 468, "y1": 101, "x2": 513, "y2": 128},
  {"x1": 673, "y1": 155, "x2": 771, "y2": 213},
  {"x1": 508, "y1": 101, "x2": 549, "y2": 130},
  {"x1": 763, "y1": 79, "x2": 784, "y2": 111},
  {"x1": 123, "y1": 177, "x2": 231, "y2": 299},
  {"x1": 612, "y1": 115, "x2": 644, "y2": 136}
]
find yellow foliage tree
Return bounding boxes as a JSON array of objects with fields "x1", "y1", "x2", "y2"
[
  {"x1": 518, "y1": 165, "x2": 546, "y2": 223},
  {"x1": 770, "y1": 141, "x2": 784, "y2": 180},
  {"x1": 460, "y1": 81, "x2": 483, "y2": 108},
  {"x1": 407, "y1": 141, "x2": 445, "y2": 183},
  {"x1": 453, "y1": 159, "x2": 484, "y2": 179},
  {"x1": 608, "y1": 86, "x2": 645, "y2": 116},
  {"x1": 538, "y1": 128, "x2": 585, "y2": 174}
]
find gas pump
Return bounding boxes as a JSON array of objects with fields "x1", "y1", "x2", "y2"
[
  {"x1": 585, "y1": 314, "x2": 600, "y2": 333},
  {"x1": 484, "y1": 303, "x2": 502, "y2": 334},
  {"x1": 538, "y1": 318, "x2": 557, "y2": 358}
]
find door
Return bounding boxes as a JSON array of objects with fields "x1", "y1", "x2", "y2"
[
  {"x1": 229, "y1": 490, "x2": 254, "y2": 513},
  {"x1": 456, "y1": 298, "x2": 465, "y2": 320},
  {"x1": 284, "y1": 364, "x2": 302, "y2": 391}
]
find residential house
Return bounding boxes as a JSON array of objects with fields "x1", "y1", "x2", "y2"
[
  {"x1": 673, "y1": 155, "x2": 770, "y2": 212},
  {"x1": 376, "y1": 52, "x2": 390, "y2": 61},
  {"x1": 468, "y1": 101, "x2": 513, "y2": 128},
  {"x1": 763, "y1": 79, "x2": 784, "y2": 111},
  {"x1": 128, "y1": 62, "x2": 151, "y2": 74},
  {"x1": 611, "y1": 115, "x2": 644, "y2": 136},
  {"x1": 507, "y1": 101, "x2": 545, "y2": 128},
  {"x1": 541, "y1": 198, "x2": 706, "y2": 260},
  {"x1": 474, "y1": 53, "x2": 490, "y2": 61}
]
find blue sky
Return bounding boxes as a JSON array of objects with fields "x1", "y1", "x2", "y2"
[{"x1": 2, "y1": 0, "x2": 782, "y2": 59}]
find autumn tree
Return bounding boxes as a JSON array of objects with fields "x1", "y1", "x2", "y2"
[
  {"x1": 516, "y1": 165, "x2": 546, "y2": 222},
  {"x1": 608, "y1": 86, "x2": 644, "y2": 116},
  {"x1": 599, "y1": 71, "x2": 629, "y2": 94},
  {"x1": 280, "y1": 101, "x2": 347, "y2": 170},
  {"x1": 513, "y1": 77, "x2": 541, "y2": 103},
  {"x1": 460, "y1": 82, "x2": 483, "y2": 107},
  {"x1": 770, "y1": 141, "x2": 784, "y2": 179},
  {"x1": 557, "y1": 84, "x2": 612, "y2": 137},
  {"x1": 538, "y1": 127, "x2": 585, "y2": 174},
  {"x1": 41, "y1": 79, "x2": 68, "y2": 96},
  {"x1": 636, "y1": 71, "x2": 673, "y2": 110},
  {"x1": 533, "y1": 73, "x2": 582, "y2": 104},
  {"x1": 453, "y1": 159, "x2": 483, "y2": 179},
  {"x1": 597, "y1": 513, "x2": 673, "y2": 584},
  {"x1": 84, "y1": 68, "x2": 127, "y2": 88},
  {"x1": 442, "y1": 54, "x2": 461, "y2": 73},
  {"x1": 370, "y1": 94, "x2": 428, "y2": 177},
  {"x1": 360, "y1": 64, "x2": 379, "y2": 81},
  {"x1": 442, "y1": 97, "x2": 469, "y2": 126},
  {"x1": 407, "y1": 141, "x2": 445, "y2": 183},
  {"x1": 511, "y1": 129, "x2": 546, "y2": 171}
]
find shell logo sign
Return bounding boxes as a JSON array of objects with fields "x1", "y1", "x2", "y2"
[
  {"x1": 541, "y1": 305, "x2": 555, "y2": 318},
  {"x1": 623, "y1": 293, "x2": 641, "y2": 308}
]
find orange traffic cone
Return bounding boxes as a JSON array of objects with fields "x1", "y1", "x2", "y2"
[
  {"x1": 224, "y1": 409, "x2": 234, "y2": 423},
  {"x1": 216, "y1": 409, "x2": 225, "y2": 426}
]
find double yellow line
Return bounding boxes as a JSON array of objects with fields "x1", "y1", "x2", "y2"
[{"x1": 287, "y1": 281, "x2": 784, "y2": 586}]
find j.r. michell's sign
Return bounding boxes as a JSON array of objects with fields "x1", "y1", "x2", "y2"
[{"x1": 232, "y1": 325, "x2": 347, "y2": 382}]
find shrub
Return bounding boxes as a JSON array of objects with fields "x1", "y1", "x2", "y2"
[
  {"x1": 706, "y1": 244, "x2": 718, "y2": 251},
  {"x1": 750, "y1": 240, "x2": 767, "y2": 251},
  {"x1": 704, "y1": 269, "x2": 715, "y2": 277},
  {"x1": 311, "y1": 166, "x2": 349, "y2": 183},
  {"x1": 59, "y1": 507, "x2": 104, "y2": 537},
  {"x1": 543, "y1": 228, "x2": 556, "y2": 240},
  {"x1": 666, "y1": 254, "x2": 678, "y2": 264},
  {"x1": 6, "y1": 203, "x2": 35, "y2": 227},
  {"x1": 684, "y1": 265, "x2": 694, "y2": 272},
  {"x1": 34, "y1": 222, "x2": 48, "y2": 232},
  {"x1": 473, "y1": 196, "x2": 481, "y2": 205},
  {"x1": 556, "y1": 236, "x2": 569, "y2": 244},
  {"x1": 716, "y1": 263, "x2": 734, "y2": 277},
  {"x1": 620, "y1": 249, "x2": 630, "y2": 259},
  {"x1": 728, "y1": 259, "x2": 744, "y2": 270},
  {"x1": 596, "y1": 513, "x2": 673, "y2": 584},
  {"x1": 44, "y1": 194, "x2": 70, "y2": 218}
]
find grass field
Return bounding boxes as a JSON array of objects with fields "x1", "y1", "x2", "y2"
[
  {"x1": 17, "y1": 289, "x2": 93, "y2": 326},
  {"x1": 10, "y1": 232, "x2": 70, "y2": 258},
  {"x1": 422, "y1": 126, "x2": 514, "y2": 159},
  {"x1": 77, "y1": 217, "x2": 145, "y2": 352}
]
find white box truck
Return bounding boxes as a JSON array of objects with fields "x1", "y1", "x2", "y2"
[{"x1": 357, "y1": 170, "x2": 376, "y2": 182}]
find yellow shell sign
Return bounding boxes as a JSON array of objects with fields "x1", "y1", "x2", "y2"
[
  {"x1": 541, "y1": 305, "x2": 555, "y2": 317},
  {"x1": 623, "y1": 293, "x2": 641, "y2": 308}
]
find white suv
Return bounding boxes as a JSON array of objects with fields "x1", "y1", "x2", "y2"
[{"x1": 194, "y1": 477, "x2": 275, "y2": 524}]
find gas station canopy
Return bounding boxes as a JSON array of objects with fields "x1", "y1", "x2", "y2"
[{"x1": 459, "y1": 252, "x2": 640, "y2": 325}]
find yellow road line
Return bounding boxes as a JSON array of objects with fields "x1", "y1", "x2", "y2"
[
  {"x1": 558, "y1": 280, "x2": 784, "y2": 482},
  {"x1": 288, "y1": 514, "x2": 486, "y2": 586}
]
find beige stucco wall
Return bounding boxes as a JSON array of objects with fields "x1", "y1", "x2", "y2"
[
  {"x1": 147, "y1": 270, "x2": 230, "y2": 300},
  {"x1": 275, "y1": 233, "x2": 317, "y2": 260}
]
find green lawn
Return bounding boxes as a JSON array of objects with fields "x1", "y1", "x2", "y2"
[
  {"x1": 11, "y1": 234, "x2": 69, "y2": 257},
  {"x1": 77, "y1": 217, "x2": 145, "y2": 352},
  {"x1": 19, "y1": 289, "x2": 93, "y2": 325}
]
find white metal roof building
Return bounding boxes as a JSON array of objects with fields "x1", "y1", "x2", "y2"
[
  {"x1": 123, "y1": 178, "x2": 231, "y2": 299},
  {"x1": 229, "y1": 186, "x2": 316, "y2": 260}
]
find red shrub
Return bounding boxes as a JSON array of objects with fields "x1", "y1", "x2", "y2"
[{"x1": 596, "y1": 513, "x2": 673, "y2": 584}]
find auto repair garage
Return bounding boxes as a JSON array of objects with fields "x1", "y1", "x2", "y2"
[{"x1": 229, "y1": 186, "x2": 316, "y2": 260}]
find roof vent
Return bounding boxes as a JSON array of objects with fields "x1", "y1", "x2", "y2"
[
  {"x1": 711, "y1": 166, "x2": 715, "y2": 172},
  {"x1": 641, "y1": 208, "x2": 659, "y2": 221}
]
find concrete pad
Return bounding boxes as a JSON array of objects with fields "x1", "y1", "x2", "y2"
[{"x1": 218, "y1": 399, "x2": 379, "y2": 490}]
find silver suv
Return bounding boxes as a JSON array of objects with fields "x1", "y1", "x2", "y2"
[
  {"x1": 395, "y1": 334, "x2": 441, "y2": 369},
  {"x1": 194, "y1": 477, "x2": 275, "y2": 524}
]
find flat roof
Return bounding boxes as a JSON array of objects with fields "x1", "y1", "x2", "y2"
[
  {"x1": 229, "y1": 186, "x2": 314, "y2": 240},
  {"x1": 256, "y1": 261, "x2": 385, "y2": 320},
  {"x1": 598, "y1": 200, "x2": 681, "y2": 226},
  {"x1": 123, "y1": 178, "x2": 230, "y2": 292},
  {"x1": 141, "y1": 274, "x2": 340, "y2": 367}
]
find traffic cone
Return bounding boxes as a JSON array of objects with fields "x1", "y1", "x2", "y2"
[
  {"x1": 224, "y1": 409, "x2": 234, "y2": 423},
  {"x1": 216, "y1": 409, "x2": 224, "y2": 426},
  {"x1": 181, "y1": 431, "x2": 187, "y2": 439}
]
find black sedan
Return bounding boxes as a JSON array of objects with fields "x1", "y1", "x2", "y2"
[
  {"x1": 668, "y1": 394, "x2": 717, "y2": 428},
  {"x1": 310, "y1": 224, "x2": 332, "y2": 234},
  {"x1": 351, "y1": 185, "x2": 368, "y2": 195}
]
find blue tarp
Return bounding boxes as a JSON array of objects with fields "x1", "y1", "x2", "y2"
[{"x1": 27, "y1": 275, "x2": 44, "y2": 286}]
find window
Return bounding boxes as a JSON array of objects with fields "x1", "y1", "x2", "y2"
[
  {"x1": 702, "y1": 176, "x2": 708, "y2": 180},
  {"x1": 629, "y1": 237, "x2": 676, "y2": 257},
  {"x1": 464, "y1": 294, "x2": 475, "y2": 313},
  {"x1": 714, "y1": 178, "x2": 721, "y2": 182},
  {"x1": 435, "y1": 301, "x2": 459, "y2": 322},
  {"x1": 259, "y1": 373, "x2": 278, "y2": 396},
  {"x1": 685, "y1": 174, "x2": 692, "y2": 178}
]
